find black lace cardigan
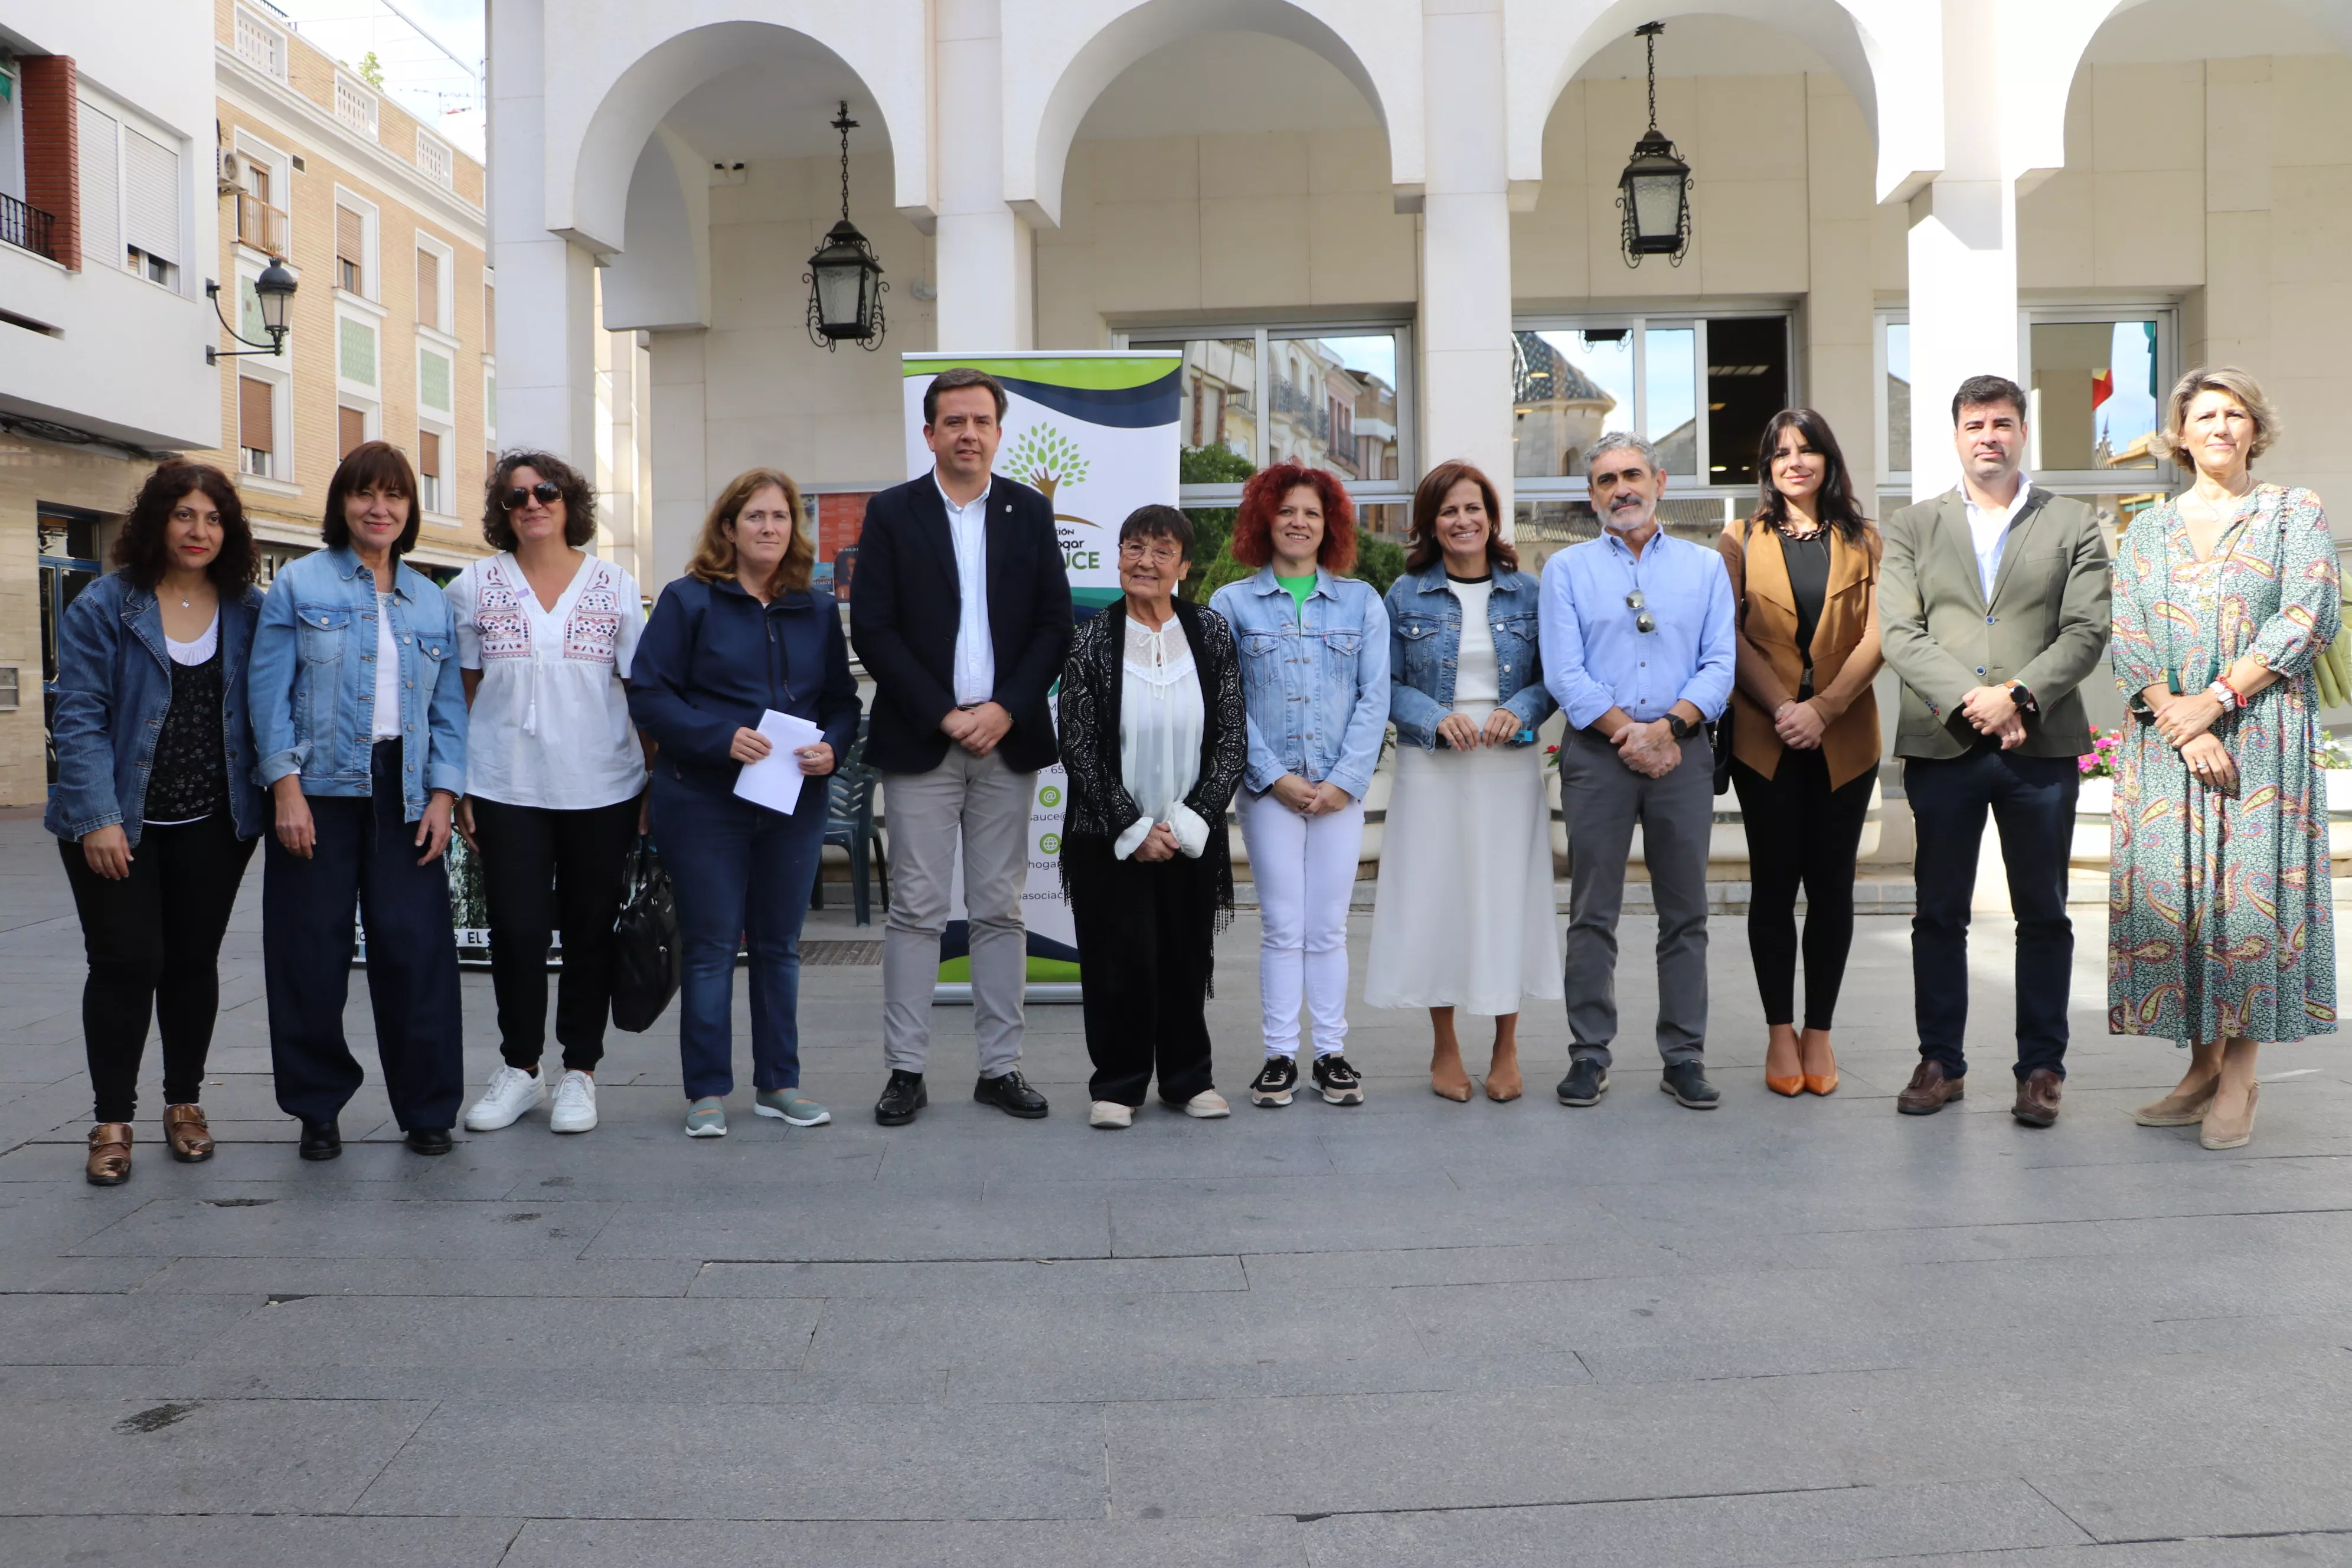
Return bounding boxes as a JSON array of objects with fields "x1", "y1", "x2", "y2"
[{"x1": 1054, "y1": 596, "x2": 1247, "y2": 917}]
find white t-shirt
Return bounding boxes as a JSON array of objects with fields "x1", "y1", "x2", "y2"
[
  {"x1": 370, "y1": 593, "x2": 401, "y2": 740},
  {"x1": 446, "y1": 552, "x2": 648, "y2": 810},
  {"x1": 1449, "y1": 576, "x2": 1500, "y2": 705}
]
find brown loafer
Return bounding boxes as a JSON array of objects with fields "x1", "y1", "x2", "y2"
[
  {"x1": 86, "y1": 1123, "x2": 133, "y2": 1186},
  {"x1": 1896, "y1": 1060, "x2": 1964, "y2": 1115},
  {"x1": 2013, "y1": 1067, "x2": 2063, "y2": 1128},
  {"x1": 164, "y1": 1103, "x2": 215, "y2": 1162}
]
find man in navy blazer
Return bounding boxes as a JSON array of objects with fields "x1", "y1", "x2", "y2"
[{"x1": 850, "y1": 367, "x2": 1074, "y2": 1126}]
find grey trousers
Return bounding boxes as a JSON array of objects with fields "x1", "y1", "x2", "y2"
[
  {"x1": 1560, "y1": 727, "x2": 1712, "y2": 1067},
  {"x1": 880, "y1": 749, "x2": 1034, "y2": 1077}
]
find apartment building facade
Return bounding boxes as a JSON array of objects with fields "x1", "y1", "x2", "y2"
[
  {"x1": 0, "y1": 1, "x2": 220, "y2": 807},
  {"x1": 204, "y1": 0, "x2": 496, "y2": 575}
]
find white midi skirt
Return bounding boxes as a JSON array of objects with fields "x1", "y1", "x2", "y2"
[{"x1": 1364, "y1": 707, "x2": 1563, "y2": 1014}]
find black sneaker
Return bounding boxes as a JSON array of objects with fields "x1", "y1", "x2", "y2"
[
  {"x1": 1249, "y1": 1056, "x2": 1298, "y2": 1108},
  {"x1": 974, "y1": 1069, "x2": 1050, "y2": 1119},
  {"x1": 1660, "y1": 1061, "x2": 1720, "y2": 1109},
  {"x1": 1556, "y1": 1060, "x2": 1609, "y2": 1106},
  {"x1": 875, "y1": 1070, "x2": 927, "y2": 1126},
  {"x1": 1311, "y1": 1054, "x2": 1364, "y2": 1106}
]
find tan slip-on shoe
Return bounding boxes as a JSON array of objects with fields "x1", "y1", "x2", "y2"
[
  {"x1": 1088, "y1": 1101, "x2": 1135, "y2": 1129},
  {"x1": 2134, "y1": 1077, "x2": 2219, "y2": 1126},
  {"x1": 164, "y1": 1103, "x2": 215, "y2": 1162},
  {"x1": 86, "y1": 1123, "x2": 133, "y2": 1186},
  {"x1": 2200, "y1": 1083, "x2": 2259, "y2": 1151}
]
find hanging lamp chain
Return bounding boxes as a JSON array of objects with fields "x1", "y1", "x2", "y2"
[
  {"x1": 832, "y1": 99, "x2": 857, "y2": 224},
  {"x1": 1638, "y1": 20, "x2": 1664, "y2": 134}
]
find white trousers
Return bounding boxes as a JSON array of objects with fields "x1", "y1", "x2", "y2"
[{"x1": 1236, "y1": 787, "x2": 1364, "y2": 1058}]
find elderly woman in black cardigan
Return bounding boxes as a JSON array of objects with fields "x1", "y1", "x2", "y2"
[{"x1": 1058, "y1": 505, "x2": 1247, "y2": 1128}]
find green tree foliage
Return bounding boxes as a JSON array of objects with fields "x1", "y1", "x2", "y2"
[
  {"x1": 357, "y1": 51, "x2": 387, "y2": 89},
  {"x1": 1178, "y1": 445, "x2": 1253, "y2": 602},
  {"x1": 1001, "y1": 424, "x2": 1090, "y2": 499}
]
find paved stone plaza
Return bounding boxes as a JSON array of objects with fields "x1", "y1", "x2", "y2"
[{"x1": 3, "y1": 814, "x2": 2351, "y2": 1566}]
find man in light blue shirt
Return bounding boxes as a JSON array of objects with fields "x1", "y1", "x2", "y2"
[{"x1": 1540, "y1": 432, "x2": 1737, "y2": 1110}]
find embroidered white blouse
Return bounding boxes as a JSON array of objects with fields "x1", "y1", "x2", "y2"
[
  {"x1": 446, "y1": 552, "x2": 648, "y2": 810},
  {"x1": 1113, "y1": 612, "x2": 1209, "y2": 861}
]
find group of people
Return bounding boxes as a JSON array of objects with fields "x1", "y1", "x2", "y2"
[{"x1": 47, "y1": 362, "x2": 2333, "y2": 1185}]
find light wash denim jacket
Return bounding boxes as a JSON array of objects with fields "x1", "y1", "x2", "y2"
[
  {"x1": 248, "y1": 546, "x2": 466, "y2": 820},
  {"x1": 45, "y1": 571, "x2": 269, "y2": 847},
  {"x1": 1208, "y1": 566, "x2": 1390, "y2": 799},
  {"x1": 1383, "y1": 564, "x2": 1556, "y2": 750}
]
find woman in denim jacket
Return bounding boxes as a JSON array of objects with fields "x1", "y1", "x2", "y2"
[
  {"x1": 247, "y1": 442, "x2": 468, "y2": 1161},
  {"x1": 1365, "y1": 461, "x2": 1562, "y2": 1103},
  {"x1": 48, "y1": 462, "x2": 267, "y2": 1185},
  {"x1": 1208, "y1": 463, "x2": 1389, "y2": 1110}
]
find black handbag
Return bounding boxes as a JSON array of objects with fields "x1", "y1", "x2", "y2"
[{"x1": 609, "y1": 835, "x2": 684, "y2": 1033}]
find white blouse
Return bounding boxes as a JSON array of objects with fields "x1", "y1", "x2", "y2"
[
  {"x1": 1449, "y1": 576, "x2": 1500, "y2": 706},
  {"x1": 446, "y1": 552, "x2": 647, "y2": 810},
  {"x1": 1113, "y1": 613, "x2": 1209, "y2": 861}
]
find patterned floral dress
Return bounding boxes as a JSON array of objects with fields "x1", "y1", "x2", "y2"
[{"x1": 2109, "y1": 484, "x2": 2340, "y2": 1045}]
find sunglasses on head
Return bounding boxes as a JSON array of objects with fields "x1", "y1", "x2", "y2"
[
  {"x1": 501, "y1": 481, "x2": 563, "y2": 511},
  {"x1": 1625, "y1": 589, "x2": 1657, "y2": 634}
]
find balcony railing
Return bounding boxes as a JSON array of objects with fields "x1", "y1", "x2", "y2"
[
  {"x1": 236, "y1": 194, "x2": 290, "y2": 257},
  {"x1": 1, "y1": 192, "x2": 57, "y2": 262}
]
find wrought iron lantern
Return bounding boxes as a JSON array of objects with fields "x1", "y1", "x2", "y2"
[
  {"x1": 1617, "y1": 22, "x2": 1692, "y2": 267},
  {"x1": 207, "y1": 256, "x2": 298, "y2": 363},
  {"x1": 805, "y1": 101, "x2": 886, "y2": 351}
]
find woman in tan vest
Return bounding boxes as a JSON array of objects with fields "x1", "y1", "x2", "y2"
[{"x1": 1718, "y1": 409, "x2": 1883, "y2": 1097}]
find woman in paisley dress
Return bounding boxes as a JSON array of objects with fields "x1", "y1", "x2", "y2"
[{"x1": 2109, "y1": 367, "x2": 2338, "y2": 1150}]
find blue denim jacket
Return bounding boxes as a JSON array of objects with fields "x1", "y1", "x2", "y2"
[
  {"x1": 248, "y1": 546, "x2": 467, "y2": 820},
  {"x1": 1208, "y1": 566, "x2": 1390, "y2": 799},
  {"x1": 1383, "y1": 564, "x2": 1556, "y2": 750},
  {"x1": 45, "y1": 571, "x2": 269, "y2": 846}
]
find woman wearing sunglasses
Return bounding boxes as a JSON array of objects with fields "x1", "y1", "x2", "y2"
[{"x1": 447, "y1": 452, "x2": 648, "y2": 1137}]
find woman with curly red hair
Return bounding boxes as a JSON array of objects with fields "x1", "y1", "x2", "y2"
[{"x1": 1209, "y1": 463, "x2": 1390, "y2": 1109}]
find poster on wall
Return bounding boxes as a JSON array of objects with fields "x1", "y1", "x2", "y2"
[{"x1": 901, "y1": 351, "x2": 1182, "y2": 995}]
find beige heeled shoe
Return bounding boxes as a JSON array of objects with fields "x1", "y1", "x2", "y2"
[
  {"x1": 2134, "y1": 1076, "x2": 2220, "y2": 1127},
  {"x1": 2199, "y1": 1083, "x2": 2258, "y2": 1151}
]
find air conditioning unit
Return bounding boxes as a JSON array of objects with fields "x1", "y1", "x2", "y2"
[{"x1": 218, "y1": 148, "x2": 245, "y2": 198}]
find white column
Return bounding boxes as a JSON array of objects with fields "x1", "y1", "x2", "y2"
[
  {"x1": 1418, "y1": 0, "x2": 1515, "y2": 520},
  {"x1": 488, "y1": 0, "x2": 597, "y2": 465},
  {"x1": 934, "y1": 0, "x2": 1030, "y2": 352}
]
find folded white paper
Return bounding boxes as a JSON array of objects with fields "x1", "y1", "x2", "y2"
[{"x1": 731, "y1": 708, "x2": 826, "y2": 815}]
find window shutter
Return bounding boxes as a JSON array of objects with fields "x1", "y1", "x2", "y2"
[
  {"x1": 484, "y1": 285, "x2": 495, "y2": 354},
  {"x1": 239, "y1": 378, "x2": 275, "y2": 453},
  {"x1": 335, "y1": 205, "x2": 362, "y2": 272},
  {"x1": 338, "y1": 406, "x2": 367, "y2": 458},
  {"x1": 339, "y1": 316, "x2": 377, "y2": 386},
  {"x1": 122, "y1": 127, "x2": 178, "y2": 264},
  {"x1": 416, "y1": 249, "x2": 439, "y2": 331},
  {"x1": 419, "y1": 349, "x2": 450, "y2": 413},
  {"x1": 419, "y1": 429, "x2": 441, "y2": 478},
  {"x1": 78, "y1": 101, "x2": 122, "y2": 271}
]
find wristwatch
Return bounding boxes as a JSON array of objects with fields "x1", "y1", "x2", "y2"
[
  {"x1": 2003, "y1": 680, "x2": 2038, "y2": 714},
  {"x1": 1665, "y1": 713, "x2": 1695, "y2": 741}
]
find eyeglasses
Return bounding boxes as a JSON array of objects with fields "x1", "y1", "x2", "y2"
[
  {"x1": 1625, "y1": 589, "x2": 1656, "y2": 635},
  {"x1": 501, "y1": 481, "x2": 562, "y2": 511},
  {"x1": 1119, "y1": 539, "x2": 1184, "y2": 567}
]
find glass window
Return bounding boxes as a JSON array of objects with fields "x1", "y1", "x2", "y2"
[
  {"x1": 1175, "y1": 338, "x2": 1255, "y2": 465},
  {"x1": 1513, "y1": 315, "x2": 1788, "y2": 491},
  {"x1": 1513, "y1": 328, "x2": 1632, "y2": 480},
  {"x1": 1135, "y1": 323, "x2": 1408, "y2": 503},
  {"x1": 1877, "y1": 316, "x2": 1911, "y2": 481},
  {"x1": 2028, "y1": 317, "x2": 2164, "y2": 476},
  {"x1": 1704, "y1": 317, "x2": 1789, "y2": 488}
]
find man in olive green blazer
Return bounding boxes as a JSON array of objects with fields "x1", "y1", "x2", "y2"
[{"x1": 1879, "y1": 374, "x2": 2111, "y2": 1128}]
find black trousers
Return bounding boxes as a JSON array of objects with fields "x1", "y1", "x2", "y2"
[
  {"x1": 1068, "y1": 844, "x2": 1217, "y2": 1108},
  {"x1": 57, "y1": 812, "x2": 256, "y2": 1122},
  {"x1": 469, "y1": 795, "x2": 639, "y2": 1073},
  {"x1": 263, "y1": 742, "x2": 464, "y2": 1131},
  {"x1": 1731, "y1": 750, "x2": 1876, "y2": 1030},
  {"x1": 1904, "y1": 744, "x2": 2079, "y2": 1081}
]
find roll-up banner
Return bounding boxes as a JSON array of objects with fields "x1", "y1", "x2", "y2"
[{"x1": 901, "y1": 352, "x2": 1182, "y2": 998}]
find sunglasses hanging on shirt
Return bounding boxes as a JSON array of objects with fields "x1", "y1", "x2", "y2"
[
  {"x1": 1624, "y1": 589, "x2": 1657, "y2": 635},
  {"x1": 501, "y1": 481, "x2": 563, "y2": 511}
]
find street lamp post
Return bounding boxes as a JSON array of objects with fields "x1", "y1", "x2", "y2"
[{"x1": 208, "y1": 257, "x2": 298, "y2": 363}]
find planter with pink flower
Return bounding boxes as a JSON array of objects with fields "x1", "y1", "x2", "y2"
[{"x1": 2072, "y1": 727, "x2": 2120, "y2": 865}]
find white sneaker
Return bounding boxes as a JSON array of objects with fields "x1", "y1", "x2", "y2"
[
  {"x1": 1178, "y1": 1090, "x2": 1231, "y2": 1119},
  {"x1": 464, "y1": 1065, "x2": 543, "y2": 1131},
  {"x1": 548, "y1": 1070, "x2": 598, "y2": 1133},
  {"x1": 1087, "y1": 1100, "x2": 1134, "y2": 1129}
]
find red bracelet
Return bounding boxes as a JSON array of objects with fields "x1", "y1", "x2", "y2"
[{"x1": 2216, "y1": 672, "x2": 2245, "y2": 703}]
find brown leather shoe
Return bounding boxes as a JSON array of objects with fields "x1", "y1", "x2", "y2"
[
  {"x1": 163, "y1": 1103, "x2": 215, "y2": 1163},
  {"x1": 86, "y1": 1123, "x2": 133, "y2": 1186},
  {"x1": 1896, "y1": 1060, "x2": 1965, "y2": 1115},
  {"x1": 2013, "y1": 1068, "x2": 2063, "y2": 1127}
]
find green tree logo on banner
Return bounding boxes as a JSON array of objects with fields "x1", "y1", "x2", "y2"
[{"x1": 1002, "y1": 423, "x2": 1092, "y2": 507}]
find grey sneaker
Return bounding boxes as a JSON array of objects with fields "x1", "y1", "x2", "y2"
[
  {"x1": 684, "y1": 1097, "x2": 728, "y2": 1138},
  {"x1": 754, "y1": 1088, "x2": 831, "y2": 1126}
]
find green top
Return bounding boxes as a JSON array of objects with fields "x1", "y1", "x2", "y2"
[{"x1": 1276, "y1": 573, "x2": 1316, "y2": 618}]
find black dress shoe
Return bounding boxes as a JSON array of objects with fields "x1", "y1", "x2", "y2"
[
  {"x1": 875, "y1": 1070, "x2": 927, "y2": 1126},
  {"x1": 1660, "y1": 1061, "x2": 1720, "y2": 1109},
  {"x1": 298, "y1": 1119, "x2": 341, "y2": 1160},
  {"x1": 404, "y1": 1126, "x2": 454, "y2": 1155},
  {"x1": 1556, "y1": 1059, "x2": 1609, "y2": 1106},
  {"x1": 974, "y1": 1069, "x2": 1049, "y2": 1119}
]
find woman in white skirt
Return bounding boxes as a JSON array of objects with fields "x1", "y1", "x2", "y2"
[{"x1": 1367, "y1": 460, "x2": 1562, "y2": 1102}]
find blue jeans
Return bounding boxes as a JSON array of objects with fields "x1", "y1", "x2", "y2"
[
  {"x1": 651, "y1": 767, "x2": 826, "y2": 1101},
  {"x1": 1904, "y1": 745, "x2": 2079, "y2": 1081}
]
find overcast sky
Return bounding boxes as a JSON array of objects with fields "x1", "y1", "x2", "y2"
[{"x1": 268, "y1": 0, "x2": 485, "y2": 121}]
